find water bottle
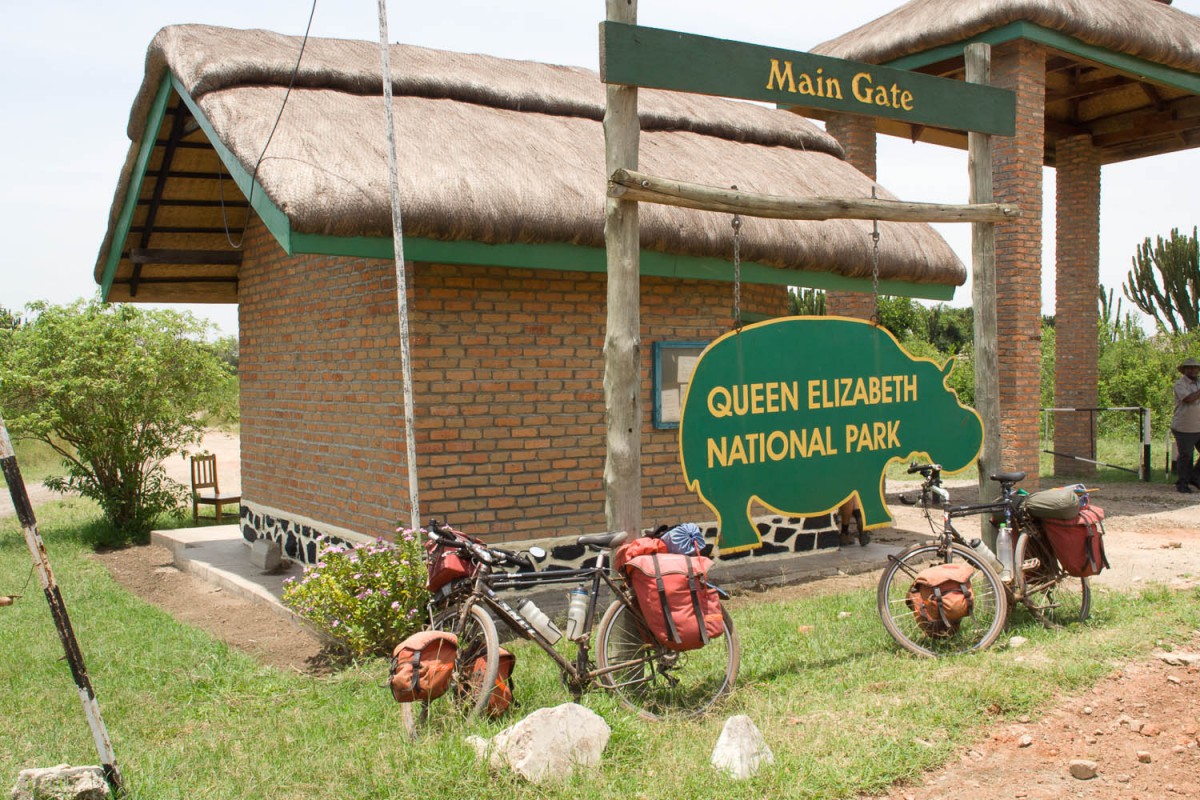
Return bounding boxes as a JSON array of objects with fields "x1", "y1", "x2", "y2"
[
  {"x1": 516, "y1": 598, "x2": 562, "y2": 644},
  {"x1": 564, "y1": 586, "x2": 590, "y2": 641},
  {"x1": 968, "y1": 537, "x2": 1005, "y2": 575},
  {"x1": 995, "y1": 523, "x2": 1014, "y2": 583}
]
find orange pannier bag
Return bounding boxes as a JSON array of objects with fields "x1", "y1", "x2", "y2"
[
  {"x1": 612, "y1": 535, "x2": 667, "y2": 574},
  {"x1": 905, "y1": 562, "x2": 975, "y2": 638},
  {"x1": 623, "y1": 552, "x2": 724, "y2": 651},
  {"x1": 1041, "y1": 505, "x2": 1109, "y2": 578},
  {"x1": 472, "y1": 647, "x2": 516, "y2": 717},
  {"x1": 388, "y1": 631, "x2": 458, "y2": 702}
]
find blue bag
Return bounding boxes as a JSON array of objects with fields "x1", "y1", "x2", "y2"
[{"x1": 661, "y1": 523, "x2": 706, "y2": 556}]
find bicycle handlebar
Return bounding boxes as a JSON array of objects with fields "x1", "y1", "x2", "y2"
[{"x1": 426, "y1": 519, "x2": 533, "y2": 569}]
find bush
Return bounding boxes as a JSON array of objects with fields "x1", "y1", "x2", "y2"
[
  {"x1": 282, "y1": 532, "x2": 429, "y2": 658},
  {"x1": 0, "y1": 300, "x2": 233, "y2": 543}
]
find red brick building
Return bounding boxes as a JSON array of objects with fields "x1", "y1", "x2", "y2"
[
  {"x1": 814, "y1": 0, "x2": 1200, "y2": 486},
  {"x1": 95, "y1": 25, "x2": 966, "y2": 561}
]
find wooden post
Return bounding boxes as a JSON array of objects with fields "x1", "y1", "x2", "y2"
[
  {"x1": 967, "y1": 43, "x2": 1002, "y2": 541},
  {"x1": 602, "y1": 0, "x2": 642, "y2": 536}
]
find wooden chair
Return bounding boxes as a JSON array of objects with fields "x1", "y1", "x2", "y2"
[{"x1": 190, "y1": 454, "x2": 241, "y2": 525}]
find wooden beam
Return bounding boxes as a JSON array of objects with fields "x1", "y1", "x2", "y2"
[
  {"x1": 608, "y1": 168, "x2": 1019, "y2": 223},
  {"x1": 128, "y1": 248, "x2": 243, "y2": 266},
  {"x1": 602, "y1": 0, "x2": 643, "y2": 537},
  {"x1": 967, "y1": 43, "x2": 1002, "y2": 526}
]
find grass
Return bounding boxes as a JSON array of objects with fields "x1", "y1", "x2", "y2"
[
  {"x1": 2, "y1": 437, "x2": 66, "y2": 486},
  {"x1": 4, "y1": 497, "x2": 1199, "y2": 799}
]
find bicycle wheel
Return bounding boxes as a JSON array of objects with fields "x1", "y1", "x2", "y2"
[
  {"x1": 1014, "y1": 528, "x2": 1091, "y2": 628},
  {"x1": 877, "y1": 542, "x2": 1008, "y2": 658},
  {"x1": 595, "y1": 598, "x2": 739, "y2": 720},
  {"x1": 400, "y1": 602, "x2": 499, "y2": 738}
]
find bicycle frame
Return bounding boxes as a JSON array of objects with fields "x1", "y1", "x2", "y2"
[{"x1": 440, "y1": 547, "x2": 660, "y2": 693}]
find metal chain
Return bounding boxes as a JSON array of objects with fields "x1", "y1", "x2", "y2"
[
  {"x1": 870, "y1": 186, "x2": 881, "y2": 323},
  {"x1": 731, "y1": 213, "x2": 743, "y2": 330}
]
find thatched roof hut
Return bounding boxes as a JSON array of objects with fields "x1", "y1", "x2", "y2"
[
  {"x1": 809, "y1": 0, "x2": 1200, "y2": 163},
  {"x1": 95, "y1": 24, "x2": 965, "y2": 304}
]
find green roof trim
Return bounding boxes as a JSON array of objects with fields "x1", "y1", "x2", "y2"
[
  {"x1": 293, "y1": 232, "x2": 955, "y2": 300},
  {"x1": 99, "y1": 77, "x2": 173, "y2": 298},
  {"x1": 167, "y1": 74, "x2": 295, "y2": 252},
  {"x1": 886, "y1": 21, "x2": 1200, "y2": 95}
]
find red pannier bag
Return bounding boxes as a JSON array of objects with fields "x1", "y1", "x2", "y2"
[
  {"x1": 472, "y1": 647, "x2": 516, "y2": 717},
  {"x1": 388, "y1": 631, "x2": 458, "y2": 702},
  {"x1": 612, "y1": 535, "x2": 667, "y2": 574},
  {"x1": 623, "y1": 552, "x2": 724, "y2": 651},
  {"x1": 424, "y1": 530, "x2": 475, "y2": 593},
  {"x1": 1040, "y1": 505, "x2": 1109, "y2": 578}
]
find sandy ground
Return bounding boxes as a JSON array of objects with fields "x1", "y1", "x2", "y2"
[{"x1": 7, "y1": 439, "x2": 1200, "y2": 797}]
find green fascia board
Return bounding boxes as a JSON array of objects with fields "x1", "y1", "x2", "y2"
[
  {"x1": 293, "y1": 231, "x2": 955, "y2": 300},
  {"x1": 601, "y1": 21, "x2": 1014, "y2": 136},
  {"x1": 886, "y1": 21, "x2": 1200, "y2": 95},
  {"x1": 98, "y1": 74, "x2": 297, "y2": 300},
  {"x1": 167, "y1": 74, "x2": 295, "y2": 253},
  {"x1": 99, "y1": 78, "x2": 173, "y2": 298}
]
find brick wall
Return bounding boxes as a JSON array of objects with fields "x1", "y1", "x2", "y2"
[
  {"x1": 1053, "y1": 135, "x2": 1101, "y2": 476},
  {"x1": 824, "y1": 114, "x2": 879, "y2": 321},
  {"x1": 238, "y1": 220, "x2": 788, "y2": 543},
  {"x1": 993, "y1": 40, "x2": 1046, "y2": 487}
]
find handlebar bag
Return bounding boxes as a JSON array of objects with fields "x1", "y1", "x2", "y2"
[
  {"x1": 472, "y1": 647, "x2": 516, "y2": 716},
  {"x1": 1025, "y1": 487, "x2": 1082, "y2": 520},
  {"x1": 624, "y1": 553, "x2": 724, "y2": 652},
  {"x1": 425, "y1": 535, "x2": 474, "y2": 593},
  {"x1": 1041, "y1": 505, "x2": 1109, "y2": 577},
  {"x1": 388, "y1": 631, "x2": 458, "y2": 702},
  {"x1": 905, "y1": 563, "x2": 975, "y2": 638}
]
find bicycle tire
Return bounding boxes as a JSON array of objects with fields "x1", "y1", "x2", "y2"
[
  {"x1": 400, "y1": 602, "x2": 499, "y2": 738},
  {"x1": 594, "y1": 598, "x2": 739, "y2": 720},
  {"x1": 1014, "y1": 528, "x2": 1091, "y2": 628},
  {"x1": 877, "y1": 542, "x2": 1009, "y2": 658}
]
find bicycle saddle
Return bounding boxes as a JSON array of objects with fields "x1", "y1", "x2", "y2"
[{"x1": 990, "y1": 471, "x2": 1026, "y2": 484}]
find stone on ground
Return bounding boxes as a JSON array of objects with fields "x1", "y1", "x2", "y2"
[
  {"x1": 11, "y1": 765, "x2": 108, "y2": 800},
  {"x1": 473, "y1": 703, "x2": 610, "y2": 783},
  {"x1": 711, "y1": 715, "x2": 774, "y2": 779}
]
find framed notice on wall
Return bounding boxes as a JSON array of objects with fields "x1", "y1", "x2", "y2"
[{"x1": 653, "y1": 341, "x2": 707, "y2": 429}]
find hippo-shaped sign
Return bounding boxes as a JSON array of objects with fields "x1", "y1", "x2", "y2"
[{"x1": 679, "y1": 316, "x2": 983, "y2": 552}]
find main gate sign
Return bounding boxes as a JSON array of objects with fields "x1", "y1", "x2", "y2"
[
  {"x1": 600, "y1": 22, "x2": 1015, "y2": 136},
  {"x1": 678, "y1": 318, "x2": 983, "y2": 552}
]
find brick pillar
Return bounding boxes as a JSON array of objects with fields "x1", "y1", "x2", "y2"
[
  {"x1": 992, "y1": 41, "x2": 1046, "y2": 486},
  {"x1": 1053, "y1": 135, "x2": 1101, "y2": 476},
  {"x1": 824, "y1": 114, "x2": 878, "y2": 320}
]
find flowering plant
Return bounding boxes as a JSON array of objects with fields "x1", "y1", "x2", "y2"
[{"x1": 282, "y1": 530, "x2": 428, "y2": 658}]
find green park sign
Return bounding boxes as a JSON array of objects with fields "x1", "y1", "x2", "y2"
[
  {"x1": 600, "y1": 22, "x2": 1016, "y2": 136},
  {"x1": 678, "y1": 318, "x2": 983, "y2": 552}
]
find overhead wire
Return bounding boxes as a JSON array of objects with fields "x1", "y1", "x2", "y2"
[{"x1": 219, "y1": 0, "x2": 320, "y2": 248}]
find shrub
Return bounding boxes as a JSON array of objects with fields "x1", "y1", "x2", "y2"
[{"x1": 282, "y1": 531, "x2": 429, "y2": 658}]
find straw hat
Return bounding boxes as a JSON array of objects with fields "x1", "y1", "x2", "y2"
[{"x1": 1178, "y1": 357, "x2": 1200, "y2": 373}]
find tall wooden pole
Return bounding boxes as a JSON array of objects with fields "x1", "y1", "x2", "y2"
[
  {"x1": 602, "y1": 0, "x2": 642, "y2": 535},
  {"x1": 377, "y1": 0, "x2": 421, "y2": 533},
  {"x1": 1, "y1": 417, "x2": 123, "y2": 795},
  {"x1": 967, "y1": 43, "x2": 1002, "y2": 543}
]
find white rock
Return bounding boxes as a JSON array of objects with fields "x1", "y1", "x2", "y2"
[
  {"x1": 1069, "y1": 759, "x2": 1099, "y2": 780},
  {"x1": 1008, "y1": 636, "x2": 1028, "y2": 649},
  {"x1": 11, "y1": 765, "x2": 109, "y2": 800},
  {"x1": 1154, "y1": 650, "x2": 1200, "y2": 667},
  {"x1": 480, "y1": 703, "x2": 609, "y2": 783},
  {"x1": 711, "y1": 715, "x2": 775, "y2": 779}
]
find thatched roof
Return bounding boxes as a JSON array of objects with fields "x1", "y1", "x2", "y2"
[
  {"x1": 96, "y1": 24, "x2": 967, "y2": 302},
  {"x1": 814, "y1": 0, "x2": 1200, "y2": 72},
  {"x1": 809, "y1": 0, "x2": 1200, "y2": 165}
]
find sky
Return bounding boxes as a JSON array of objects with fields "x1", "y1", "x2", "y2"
[{"x1": 3, "y1": 0, "x2": 1198, "y2": 338}]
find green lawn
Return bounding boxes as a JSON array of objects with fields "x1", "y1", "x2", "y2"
[{"x1": 3, "y1": 497, "x2": 1198, "y2": 799}]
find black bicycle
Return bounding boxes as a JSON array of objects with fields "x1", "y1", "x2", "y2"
[
  {"x1": 878, "y1": 464, "x2": 1092, "y2": 657},
  {"x1": 400, "y1": 521, "x2": 739, "y2": 736}
]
